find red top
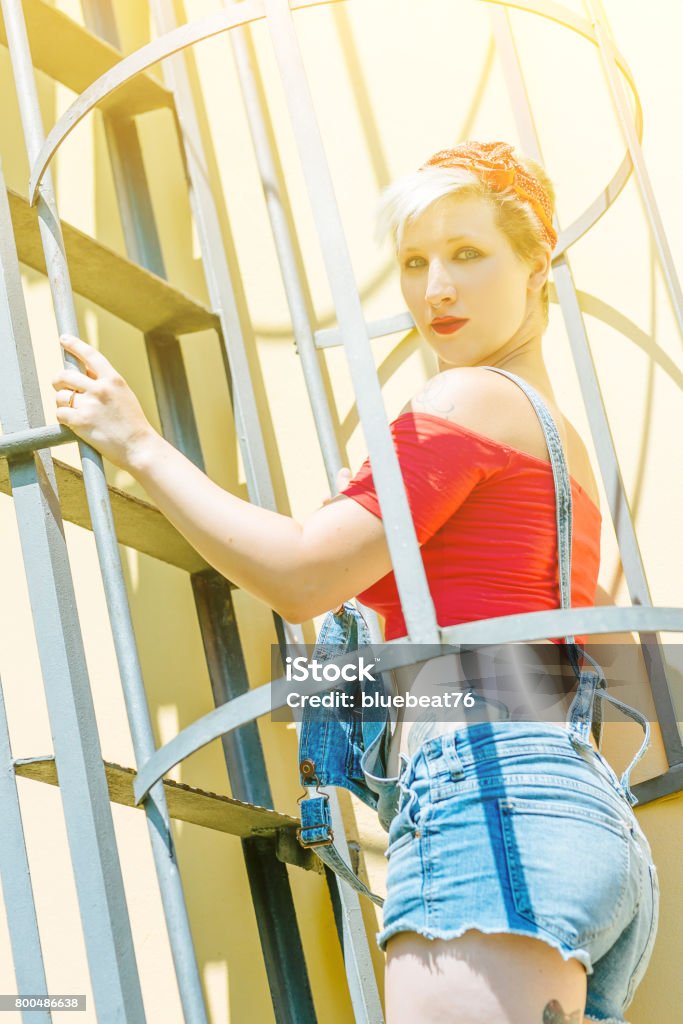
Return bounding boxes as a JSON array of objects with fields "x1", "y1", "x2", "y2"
[{"x1": 341, "y1": 412, "x2": 602, "y2": 645}]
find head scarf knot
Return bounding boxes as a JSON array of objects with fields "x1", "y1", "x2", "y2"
[{"x1": 421, "y1": 140, "x2": 557, "y2": 251}]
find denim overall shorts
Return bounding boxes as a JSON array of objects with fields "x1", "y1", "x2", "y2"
[{"x1": 307, "y1": 368, "x2": 659, "y2": 1022}]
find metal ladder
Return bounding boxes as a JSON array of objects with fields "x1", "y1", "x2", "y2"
[{"x1": 0, "y1": 1, "x2": 682, "y2": 1021}]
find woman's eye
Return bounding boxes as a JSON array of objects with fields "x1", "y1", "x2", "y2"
[
  {"x1": 404, "y1": 256, "x2": 426, "y2": 269},
  {"x1": 455, "y1": 248, "x2": 480, "y2": 260}
]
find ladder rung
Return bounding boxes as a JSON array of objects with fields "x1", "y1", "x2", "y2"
[
  {"x1": 14, "y1": 756, "x2": 322, "y2": 872},
  {"x1": 0, "y1": 454, "x2": 209, "y2": 573},
  {"x1": 0, "y1": 0, "x2": 171, "y2": 116},
  {"x1": 9, "y1": 190, "x2": 218, "y2": 335}
]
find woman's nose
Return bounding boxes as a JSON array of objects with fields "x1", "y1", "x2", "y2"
[{"x1": 425, "y1": 261, "x2": 456, "y2": 307}]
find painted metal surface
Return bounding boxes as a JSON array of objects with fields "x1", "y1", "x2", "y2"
[
  {"x1": 82, "y1": 0, "x2": 319, "y2": 1012},
  {"x1": 264, "y1": 0, "x2": 440, "y2": 647},
  {"x1": 0, "y1": 423, "x2": 72, "y2": 458},
  {"x1": 1, "y1": 1, "x2": 680, "y2": 1020},
  {"x1": 133, "y1": 602, "x2": 683, "y2": 808},
  {"x1": 13, "y1": 754, "x2": 316, "y2": 852},
  {"x1": 223, "y1": 13, "x2": 385, "y2": 1014},
  {"x1": 0, "y1": 165, "x2": 145, "y2": 1022},
  {"x1": 488, "y1": 1, "x2": 683, "y2": 767},
  {"x1": 481, "y1": 0, "x2": 641, "y2": 258},
  {"x1": 27, "y1": 0, "x2": 338, "y2": 204},
  {"x1": 192, "y1": 573, "x2": 318, "y2": 1021},
  {"x1": 587, "y1": 0, "x2": 683, "y2": 345},
  {"x1": 229, "y1": 18, "x2": 344, "y2": 488},
  {"x1": 8, "y1": 189, "x2": 217, "y2": 334},
  {"x1": 0, "y1": 453, "x2": 209, "y2": 572},
  {"x1": 0, "y1": 0, "x2": 171, "y2": 114},
  {"x1": 1, "y1": 1, "x2": 209, "y2": 1018},
  {"x1": 0, "y1": 683, "x2": 50, "y2": 1024}
]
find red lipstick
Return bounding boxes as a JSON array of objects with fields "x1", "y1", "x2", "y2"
[{"x1": 430, "y1": 317, "x2": 469, "y2": 336}]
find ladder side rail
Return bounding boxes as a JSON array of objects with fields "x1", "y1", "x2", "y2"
[
  {"x1": 0, "y1": 681, "x2": 51, "y2": 1024},
  {"x1": 148, "y1": 1, "x2": 384, "y2": 1014},
  {"x1": 227, "y1": 18, "x2": 385, "y2": 649},
  {"x1": 0, "y1": 424, "x2": 72, "y2": 459},
  {"x1": 78, "y1": 3, "x2": 319, "y2": 1017},
  {"x1": 0, "y1": 170, "x2": 145, "y2": 1023},
  {"x1": 226, "y1": 27, "x2": 393, "y2": 1010},
  {"x1": 488, "y1": 3, "x2": 683, "y2": 766},
  {"x1": 191, "y1": 573, "x2": 320, "y2": 1023},
  {"x1": 587, "y1": 0, "x2": 683, "y2": 343},
  {"x1": 0, "y1": 4, "x2": 210, "y2": 1020},
  {"x1": 263, "y1": 0, "x2": 440, "y2": 646},
  {"x1": 147, "y1": 0, "x2": 288, "y2": 519},
  {"x1": 230, "y1": 19, "x2": 344, "y2": 488}
]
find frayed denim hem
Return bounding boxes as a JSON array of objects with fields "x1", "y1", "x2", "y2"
[{"x1": 376, "y1": 919, "x2": 594, "y2": 977}]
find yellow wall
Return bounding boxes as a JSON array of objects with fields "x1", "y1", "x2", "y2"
[{"x1": 0, "y1": 0, "x2": 680, "y2": 1021}]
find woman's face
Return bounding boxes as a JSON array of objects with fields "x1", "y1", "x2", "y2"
[{"x1": 398, "y1": 193, "x2": 542, "y2": 367}]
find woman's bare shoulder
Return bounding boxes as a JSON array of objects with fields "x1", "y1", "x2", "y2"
[
  {"x1": 399, "y1": 366, "x2": 520, "y2": 432},
  {"x1": 400, "y1": 367, "x2": 491, "y2": 415},
  {"x1": 400, "y1": 368, "x2": 600, "y2": 504}
]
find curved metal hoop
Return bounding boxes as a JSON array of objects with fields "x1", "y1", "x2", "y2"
[
  {"x1": 480, "y1": 0, "x2": 642, "y2": 257},
  {"x1": 132, "y1": 604, "x2": 683, "y2": 805},
  {"x1": 30, "y1": 0, "x2": 641, "y2": 265},
  {"x1": 28, "y1": 0, "x2": 336, "y2": 203}
]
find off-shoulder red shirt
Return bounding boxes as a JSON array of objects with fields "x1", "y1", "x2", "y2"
[{"x1": 341, "y1": 412, "x2": 602, "y2": 645}]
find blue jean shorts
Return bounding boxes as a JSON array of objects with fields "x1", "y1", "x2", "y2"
[{"x1": 378, "y1": 722, "x2": 659, "y2": 1024}]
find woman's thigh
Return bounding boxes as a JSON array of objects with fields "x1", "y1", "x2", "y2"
[{"x1": 385, "y1": 928, "x2": 587, "y2": 1024}]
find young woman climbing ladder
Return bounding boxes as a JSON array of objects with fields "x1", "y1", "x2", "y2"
[{"x1": 53, "y1": 140, "x2": 658, "y2": 1024}]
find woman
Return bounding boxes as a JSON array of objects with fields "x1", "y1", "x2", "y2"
[{"x1": 54, "y1": 140, "x2": 658, "y2": 1023}]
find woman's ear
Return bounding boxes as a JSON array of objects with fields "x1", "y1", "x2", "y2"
[{"x1": 527, "y1": 243, "x2": 552, "y2": 293}]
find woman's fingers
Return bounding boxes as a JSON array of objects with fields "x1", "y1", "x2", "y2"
[
  {"x1": 51, "y1": 367, "x2": 94, "y2": 394},
  {"x1": 59, "y1": 334, "x2": 113, "y2": 378},
  {"x1": 55, "y1": 388, "x2": 77, "y2": 407},
  {"x1": 321, "y1": 467, "x2": 352, "y2": 506},
  {"x1": 336, "y1": 467, "x2": 352, "y2": 491},
  {"x1": 52, "y1": 338, "x2": 156, "y2": 470}
]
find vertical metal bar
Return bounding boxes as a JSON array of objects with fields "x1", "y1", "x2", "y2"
[
  {"x1": 147, "y1": 1, "x2": 278, "y2": 515},
  {"x1": 263, "y1": 0, "x2": 440, "y2": 646},
  {"x1": 0, "y1": 171, "x2": 145, "y2": 1023},
  {"x1": 229, "y1": 17, "x2": 343, "y2": 487},
  {"x1": 226, "y1": 13, "x2": 386, "y2": 1015},
  {"x1": 227, "y1": 18, "x2": 385, "y2": 645},
  {"x1": 0, "y1": 680, "x2": 51, "y2": 1024},
  {"x1": 586, "y1": 0, "x2": 683, "y2": 344},
  {"x1": 148, "y1": 4, "x2": 385, "y2": 1015},
  {"x1": 80, "y1": 6, "x2": 319, "y2": 1017},
  {"x1": 192, "y1": 573, "x2": 318, "y2": 1023},
  {"x1": 150, "y1": 0, "x2": 307, "y2": 664},
  {"x1": 489, "y1": 5, "x2": 683, "y2": 763},
  {"x1": 0, "y1": 5, "x2": 211, "y2": 1019},
  {"x1": 145, "y1": 331, "x2": 206, "y2": 470}
]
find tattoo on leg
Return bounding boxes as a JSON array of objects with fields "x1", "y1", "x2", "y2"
[{"x1": 542, "y1": 999, "x2": 581, "y2": 1023}]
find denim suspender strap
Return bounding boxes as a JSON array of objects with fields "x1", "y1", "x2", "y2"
[
  {"x1": 483, "y1": 368, "x2": 650, "y2": 806},
  {"x1": 297, "y1": 604, "x2": 387, "y2": 906},
  {"x1": 298, "y1": 791, "x2": 385, "y2": 907}
]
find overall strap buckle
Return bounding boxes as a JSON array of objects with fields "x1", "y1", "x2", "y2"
[{"x1": 297, "y1": 760, "x2": 334, "y2": 847}]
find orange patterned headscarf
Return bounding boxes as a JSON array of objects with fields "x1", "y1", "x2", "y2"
[{"x1": 421, "y1": 141, "x2": 557, "y2": 251}]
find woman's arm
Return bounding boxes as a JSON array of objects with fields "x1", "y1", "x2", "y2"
[{"x1": 53, "y1": 335, "x2": 393, "y2": 622}]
